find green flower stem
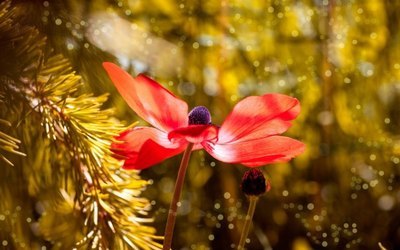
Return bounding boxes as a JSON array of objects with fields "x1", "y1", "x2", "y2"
[
  {"x1": 238, "y1": 195, "x2": 259, "y2": 250},
  {"x1": 163, "y1": 143, "x2": 194, "y2": 250}
]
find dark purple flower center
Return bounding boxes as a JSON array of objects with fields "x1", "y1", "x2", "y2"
[
  {"x1": 188, "y1": 106, "x2": 211, "y2": 125},
  {"x1": 241, "y1": 169, "x2": 267, "y2": 196}
]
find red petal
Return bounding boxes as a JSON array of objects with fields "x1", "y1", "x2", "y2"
[
  {"x1": 218, "y1": 94, "x2": 300, "y2": 143},
  {"x1": 103, "y1": 62, "x2": 188, "y2": 131},
  {"x1": 112, "y1": 127, "x2": 187, "y2": 170},
  {"x1": 168, "y1": 125, "x2": 219, "y2": 144},
  {"x1": 203, "y1": 136, "x2": 305, "y2": 167}
]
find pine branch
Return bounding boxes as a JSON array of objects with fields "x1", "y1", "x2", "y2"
[
  {"x1": 0, "y1": 1, "x2": 161, "y2": 249},
  {"x1": 0, "y1": 118, "x2": 26, "y2": 166}
]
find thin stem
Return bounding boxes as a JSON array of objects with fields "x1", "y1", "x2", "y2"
[
  {"x1": 238, "y1": 196, "x2": 259, "y2": 250},
  {"x1": 163, "y1": 143, "x2": 194, "y2": 250}
]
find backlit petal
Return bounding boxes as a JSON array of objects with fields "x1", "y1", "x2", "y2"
[
  {"x1": 168, "y1": 125, "x2": 219, "y2": 144},
  {"x1": 103, "y1": 62, "x2": 188, "y2": 131},
  {"x1": 203, "y1": 136, "x2": 305, "y2": 167},
  {"x1": 218, "y1": 94, "x2": 300, "y2": 143},
  {"x1": 112, "y1": 127, "x2": 187, "y2": 170}
]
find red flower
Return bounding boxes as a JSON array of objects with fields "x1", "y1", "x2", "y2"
[{"x1": 104, "y1": 62, "x2": 305, "y2": 170}]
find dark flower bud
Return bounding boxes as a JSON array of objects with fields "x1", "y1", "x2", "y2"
[
  {"x1": 188, "y1": 106, "x2": 212, "y2": 125},
  {"x1": 241, "y1": 169, "x2": 270, "y2": 196}
]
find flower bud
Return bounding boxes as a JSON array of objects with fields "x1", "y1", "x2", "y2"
[{"x1": 241, "y1": 169, "x2": 270, "y2": 196}]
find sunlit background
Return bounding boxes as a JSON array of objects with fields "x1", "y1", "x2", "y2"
[{"x1": 1, "y1": 0, "x2": 400, "y2": 249}]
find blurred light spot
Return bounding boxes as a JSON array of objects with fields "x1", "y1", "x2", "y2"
[
  {"x1": 192, "y1": 42, "x2": 199, "y2": 49},
  {"x1": 67, "y1": 42, "x2": 74, "y2": 50},
  {"x1": 318, "y1": 111, "x2": 334, "y2": 126},
  {"x1": 307, "y1": 203, "x2": 314, "y2": 210},
  {"x1": 358, "y1": 62, "x2": 374, "y2": 77},
  {"x1": 178, "y1": 200, "x2": 192, "y2": 215},
  {"x1": 384, "y1": 118, "x2": 390, "y2": 124},
  {"x1": 344, "y1": 77, "x2": 351, "y2": 84},
  {"x1": 178, "y1": 82, "x2": 196, "y2": 96},
  {"x1": 369, "y1": 180, "x2": 378, "y2": 187},
  {"x1": 208, "y1": 234, "x2": 215, "y2": 241},
  {"x1": 324, "y1": 70, "x2": 332, "y2": 77},
  {"x1": 159, "y1": 177, "x2": 174, "y2": 193},
  {"x1": 282, "y1": 190, "x2": 289, "y2": 196},
  {"x1": 86, "y1": 12, "x2": 183, "y2": 77},
  {"x1": 293, "y1": 238, "x2": 312, "y2": 250},
  {"x1": 369, "y1": 154, "x2": 376, "y2": 161},
  {"x1": 217, "y1": 214, "x2": 224, "y2": 220},
  {"x1": 55, "y1": 18, "x2": 62, "y2": 25},
  {"x1": 2, "y1": 241, "x2": 7, "y2": 246},
  {"x1": 224, "y1": 192, "x2": 231, "y2": 199},
  {"x1": 214, "y1": 203, "x2": 221, "y2": 209},
  {"x1": 378, "y1": 195, "x2": 395, "y2": 211}
]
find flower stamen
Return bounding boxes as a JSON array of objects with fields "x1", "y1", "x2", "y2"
[{"x1": 188, "y1": 106, "x2": 211, "y2": 125}]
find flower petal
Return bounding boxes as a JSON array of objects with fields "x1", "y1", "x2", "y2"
[
  {"x1": 168, "y1": 125, "x2": 219, "y2": 144},
  {"x1": 112, "y1": 127, "x2": 187, "y2": 170},
  {"x1": 218, "y1": 94, "x2": 300, "y2": 143},
  {"x1": 203, "y1": 136, "x2": 305, "y2": 167},
  {"x1": 103, "y1": 62, "x2": 188, "y2": 131}
]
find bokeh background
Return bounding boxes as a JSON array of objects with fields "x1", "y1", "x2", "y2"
[{"x1": 1, "y1": 0, "x2": 400, "y2": 249}]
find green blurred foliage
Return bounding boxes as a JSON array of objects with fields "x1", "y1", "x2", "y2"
[{"x1": 2, "y1": 0, "x2": 400, "y2": 249}]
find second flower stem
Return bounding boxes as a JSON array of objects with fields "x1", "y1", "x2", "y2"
[
  {"x1": 163, "y1": 143, "x2": 194, "y2": 250},
  {"x1": 237, "y1": 195, "x2": 259, "y2": 250}
]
